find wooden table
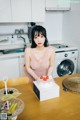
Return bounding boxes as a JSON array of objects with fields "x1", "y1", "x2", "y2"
[{"x1": 13, "y1": 74, "x2": 80, "y2": 120}]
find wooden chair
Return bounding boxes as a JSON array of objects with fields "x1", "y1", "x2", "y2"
[{"x1": 0, "y1": 77, "x2": 29, "y2": 89}]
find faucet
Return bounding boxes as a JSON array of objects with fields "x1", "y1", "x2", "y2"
[{"x1": 17, "y1": 35, "x2": 27, "y2": 50}]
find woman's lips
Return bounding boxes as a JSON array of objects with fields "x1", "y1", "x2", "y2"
[{"x1": 38, "y1": 43, "x2": 42, "y2": 45}]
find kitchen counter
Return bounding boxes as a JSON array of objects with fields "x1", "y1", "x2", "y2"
[
  {"x1": 0, "y1": 44, "x2": 25, "y2": 50},
  {"x1": 7, "y1": 73, "x2": 80, "y2": 120},
  {"x1": 0, "y1": 52, "x2": 24, "y2": 59},
  {"x1": 0, "y1": 43, "x2": 26, "y2": 58}
]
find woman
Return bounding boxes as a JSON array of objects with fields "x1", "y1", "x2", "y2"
[{"x1": 25, "y1": 25, "x2": 55, "y2": 81}]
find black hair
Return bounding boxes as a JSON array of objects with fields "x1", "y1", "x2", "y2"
[{"x1": 31, "y1": 25, "x2": 49, "y2": 48}]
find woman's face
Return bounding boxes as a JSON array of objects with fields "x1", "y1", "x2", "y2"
[{"x1": 34, "y1": 32, "x2": 45, "y2": 47}]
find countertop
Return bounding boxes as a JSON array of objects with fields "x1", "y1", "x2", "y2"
[
  {"x1": 9, "y1": 73, "x2": 80, "y2": 120},
  {"x1": 0, "y1": 52, "x2": 24, "y2": 59},
  {"x1": 0, "y1": 43, "x2": 26, "y2": 58}
]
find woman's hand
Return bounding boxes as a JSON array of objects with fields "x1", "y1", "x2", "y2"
[{"x1": 35, "y1": 76, "x2": 39, "y2": 81}]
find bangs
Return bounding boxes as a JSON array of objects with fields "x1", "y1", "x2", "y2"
[{"x1": 34, "y1": 31, "x2": 44, "y2": 37}]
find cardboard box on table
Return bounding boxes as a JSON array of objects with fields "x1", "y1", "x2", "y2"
[{"x1": 33, "y1": 80, "x2": 60, "y2": 101}]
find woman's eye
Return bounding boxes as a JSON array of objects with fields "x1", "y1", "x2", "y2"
[
  {"x1": 34, "y1": 36, "x2": 38, "y2": 39},
  {"x1": 41, "y1": 35, "x2": 44, "y2": 38}
]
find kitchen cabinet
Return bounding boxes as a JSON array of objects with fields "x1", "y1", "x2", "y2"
[
  {"x1": 31, "y1": 0, "x2": 45, "y2": 22},
  {"x1": 19, "y1": 55, "x2": 25, "y2": 77},
  {"x1": 45, "y1": 0, "x2": 70, "y2": 11},
  {"x1": 0, "y1": 0, "x2": 45, "y2": 22},
  {"x1": 58, "y1": 0, "x2": 70, "y2": 10},
  {"x1": 0, "y1": 0, "x2": 11, "y2": 22},
  {"x1": 11, "y1": 0, "x2": 45, "y2": 22},
  {"x1": 0, "y1": 52, "x2": 25, "y2": 80},
  {"x1": 11, "y1": 0, "x2": 31, "y2": 22},
  {"x1": 0, "y1": 57, "x2": 20, "y2": 80}
]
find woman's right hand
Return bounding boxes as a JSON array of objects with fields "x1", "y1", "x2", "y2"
[{"x1": 35, "y1": 76, "x2": 39, "y2": 81}]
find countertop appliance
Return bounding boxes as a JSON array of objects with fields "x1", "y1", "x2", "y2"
[{"x1": 50, "y1": 43, "x2": 78, "y2": 78}]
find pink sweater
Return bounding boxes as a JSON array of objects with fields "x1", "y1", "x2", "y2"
[{"x1": 25, "y1": 46, "x2": 55, "y2": 80}]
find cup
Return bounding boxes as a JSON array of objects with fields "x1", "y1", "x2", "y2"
[
  {"x1": 15, "y1": 29, "x2": 20, "y2": 34},
  {"x1": 20, "y1": 29, "x2": 24, "y2": 34}
]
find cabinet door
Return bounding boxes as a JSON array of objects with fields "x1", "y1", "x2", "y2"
[
  {"x1": 11, "y1": 0, "x2": 31, "y2": 22},
  {"x1": 46, "y1": 0, "x2": 58, "y2": 10},
  {"x1": 0, "y1": 0, "x2": 11, "y2": 22},
  {"x1": 45, "y1": 0, "x2": 70, "y2": 10},
  {"x1": 58, "y1": 0, "x2": 70, "y2": 10},
  {"x1": 0, "y1": 57, "x2": 20, "y2": 80},
  {"x1": 19, "y1": 56, "x2": 25, "y2": 77},
  {"x1": 32, "y1": 0, "x2": 45, "y2": 22}
]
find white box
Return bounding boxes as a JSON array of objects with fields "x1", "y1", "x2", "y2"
[{"x1": 33, "y1": 81, "x2": 60, "y2": 101}]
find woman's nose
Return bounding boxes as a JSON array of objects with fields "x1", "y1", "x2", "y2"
[{"x1": 38, "y1": 37, "x2": 41, "y2": 41}]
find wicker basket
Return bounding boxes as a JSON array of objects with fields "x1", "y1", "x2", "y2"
[
  {"x1": 62, "y1": 76, "x2": 80, "y2": 93},
  {"x1": 0, "y1": 98, "x2": 24, "y2": 117}
]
